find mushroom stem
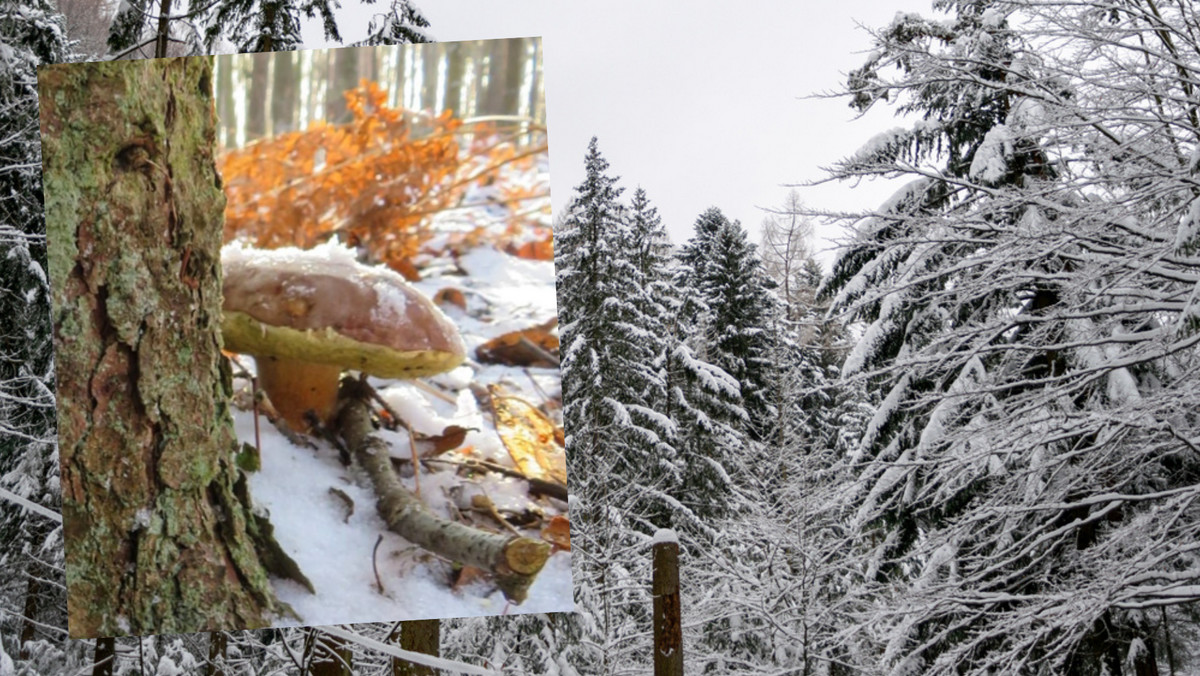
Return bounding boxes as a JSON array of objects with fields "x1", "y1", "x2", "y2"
[{"x1": 256, "y1": 357, "x2": 343, "y2": 431}]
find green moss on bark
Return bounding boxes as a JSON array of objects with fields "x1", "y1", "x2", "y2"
[{"x1": 39, "y1": 57, "x2": 280, "y2": 638}]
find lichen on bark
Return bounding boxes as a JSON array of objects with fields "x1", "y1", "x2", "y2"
[{"x1": 39, "y1": 57, "x2": 281, "y2": 638}]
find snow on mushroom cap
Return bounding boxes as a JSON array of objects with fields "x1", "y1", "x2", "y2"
[{"x1": 220, "y1": 240, "x2": 466, "y2": 378}]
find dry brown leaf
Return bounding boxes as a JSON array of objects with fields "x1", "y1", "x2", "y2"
[
  {"x1": 505, "y1": 237, "x2": 554, "y2": 261},
  {"x1": 476, "y1": 318, "x2": 560, "y2": 367},
  {"x1": 433, "y1": 287, "x2": 467, "y2": 310},
  {"x1": 414, "y1": 424, "x2": 475, "y2": 455},
  {"x1": 541, "y1": 514, "x2": 571, "y2": 551},
  {"x1": 489, "y1": 384, "x2": 567, "y2": 487},
  {"x1": 451, "y1": 564, "x2": 489, "y2": 591}
]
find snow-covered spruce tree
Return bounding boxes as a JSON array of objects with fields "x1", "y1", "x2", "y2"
[
  {"x1": 557, "y1": 139, "x2": 675, "y2": 507},
  {"x1": 203, "y1": 0, "x2": 334, "y2": 52},
  {"x1": 354, "y1": 0, "x2": 431, "y2": 46},
  {"x1": 661, "y1": 261, "x2": 747, "y2": 524},
  {"x1": 682, "y1": 228, "x2": 861, "y2": 673},
  {"x1": 820, "y1": 1, "x2": 1200, "y2": 673},
  {"x1": 0, "y1": 2, "x2": 77, "y2": 671},
  {"x1": 107, "y1": 0, "x2": 206, "y2": 58},
  {"x1": 109, "y1": 0, "x2": 430, "y2": 58},
  {"x1": 204, "y1": 0, "x2": 429, "y2": 52},
  {"x1": 553, "y1": 138, "x2": 677, "y2": 674},
  {"x1": 678, "y1": 208, "x2": 778, "y2": 442},
  {"x1": 625, "y1": 186, "x2": 674, "y2": 416}
]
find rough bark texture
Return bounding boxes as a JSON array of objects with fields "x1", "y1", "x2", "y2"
[
  {"x1": 394, "y1": 619, "x2": 440, "y2": 676},
  {"x1": 39, "y1": 57, "x2": 280, "y2": 638},
  {"x1": 336, "y1": 378, "x2": 550, "y2": 603},
  {"x1": 652, "y1": 540, "x2": 682, "y2": 676}
]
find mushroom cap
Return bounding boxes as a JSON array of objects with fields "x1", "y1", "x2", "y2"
[{"x1": 221, "y1": 241, "x2": 466, "y2": 378}]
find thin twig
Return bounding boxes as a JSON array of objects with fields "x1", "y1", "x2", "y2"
[
  {"x1": 411, "y1": 378, "x2": 459, "y2": 405},
  {"x1": 517, "y1": 336, "x2": 559, "y2": 367},
  {"x1": 421, "y1": 457, "x2": 568, "y2": 502},
  {"x1": 372, "y1": 534, "x2": 386, "y2": 594},
  {"x1": 403, "y1": 417, "x2": 421, "y2": 499}
]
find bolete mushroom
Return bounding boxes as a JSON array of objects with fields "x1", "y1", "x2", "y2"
[{"x1": 220, "y1": 240, "x2": 466, "y2": 431}]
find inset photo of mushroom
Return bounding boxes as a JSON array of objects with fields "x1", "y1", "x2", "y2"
[{"x1": 39, "y1": 40, "x2": 565, "y2": 639}]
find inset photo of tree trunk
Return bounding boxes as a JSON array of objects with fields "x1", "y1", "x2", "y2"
[{"x1": 38, "y1": 38, "x2": 566, "y2": 641}]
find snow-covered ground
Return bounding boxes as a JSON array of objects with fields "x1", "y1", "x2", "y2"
[{"x1": 233, "y1": 243, "x2": 571, "y2": 628}]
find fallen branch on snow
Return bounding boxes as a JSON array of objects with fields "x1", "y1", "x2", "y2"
[{"x1": 334, "y1": 378, "x2": 551, "y2": 603}]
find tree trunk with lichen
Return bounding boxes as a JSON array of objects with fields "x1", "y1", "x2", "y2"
[{"x1": 39, "y1": 57, "x2": 281, "y2": 638}]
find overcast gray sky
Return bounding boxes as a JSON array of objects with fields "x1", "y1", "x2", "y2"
[{"x1": 305, "y1": 0, "x2": 936, "y2": 265}]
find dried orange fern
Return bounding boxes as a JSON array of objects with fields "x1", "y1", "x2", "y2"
[{"x1": 219, "y1": 81, "x2": 463, "y2": 277}]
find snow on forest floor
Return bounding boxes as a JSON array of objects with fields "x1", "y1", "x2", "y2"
[{"x1": 232, "y1": 243, "x2": 572, "y2": 628}]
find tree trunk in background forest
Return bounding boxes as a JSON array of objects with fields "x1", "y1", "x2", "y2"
[
  {"x1": 483, "y1": 39, "x2": 524, "y2": 117},
  {"x1": 92, "y1": 636, "x2": 115, "y2": 676},
  {"x1": 466, "y1": 41, "x2": 487, "y2": 116},
  {"x1": 271, "y1": 51, "x2": 297, "y2": 135},
  {"x1": 393, "y1": 619, "x2": 440, "y2": 676},
  {"x1": 527, "y1": 39, "x2": 542, "y2": 122},
  {"x1": 422, "y1": 43, "x2": 441, "y2": 111},
  {"x1": 206, "y1": 632, "x2": 228, "y2": 676},
  {"x1": 314, "y1": 50, "x2": 330, "y2": 124},
  {"x1": 357, "y1": 46, "x2": 377, "y2": 85},
  {"x1": 38, "y1": 56, "x2": 279, "y2": 638},
  {"x1": 442, "y1": 42, "x2": 464, "y2": 116},
  {"x1": 392, "y1": 46, "x2": 407, "y2": 109},
  {"x1": 216, "y1": 54, "x2": 236, "y2": 148},
  {"x1": 480, "y1": 39, "x2": 507, "y2": 115},
  {"x1": 309, "y1": 630, "x2": 352, "y2": 676},
  {"x1": 17, "y1": 568, "x2": 40, "y2": 657},
  {"x1": 152, "y1": 0, "x2": 171, "y2": 58},
  {"x1": 246, "y1": 53, "x2": 270, "y2": 140},
  {"x1": 501, "y1": 39, "x2": 524, "y2": 117},
  {"x1": 326, "y1": 48, "x2": 358, "y2": 123}
]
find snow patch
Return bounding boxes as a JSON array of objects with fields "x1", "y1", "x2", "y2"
[
  {"x1": 649, "y1": 528, "x2": 678, "y2": 546},
  {"x1": 969, "y1": 124, "x2": 1013, "y2": 185}
]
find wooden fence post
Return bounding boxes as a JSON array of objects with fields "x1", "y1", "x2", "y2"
[{"x1": 652, "y1": 528, "x2": 682, "y2": 676}]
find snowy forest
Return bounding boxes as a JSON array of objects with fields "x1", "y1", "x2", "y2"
[{"x1": 3, "y1": 0, "x2": 1200, "y2": 674}]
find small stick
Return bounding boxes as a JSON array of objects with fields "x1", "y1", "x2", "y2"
[
  {"x1": 411, "y1": 378, "x2": 459, "y2": 405},
  {"x1": 362, "y1": 375, "x2": 404, "y2": 431},
  {"x1": 422, "y1": 457, "x2": 568, "y2": 502},
  {"x1": 472, "y1": 491, "x2": 524, "y2": 538},
  {"x1": 516, "y1": 336, "x2": 559, "y2": 367},
  {"x1": 372, "y1": 534, "x2": 386, "y2": 594},
  {"x1": 252, "y1": 376, "x2": 262, "y2": 454},
  {"x1": 404, "y1": 418, "x2": 421, "y2": 500},
  {"x1": 524, "y1": 368, "x2": 552, "y2": 403}
]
